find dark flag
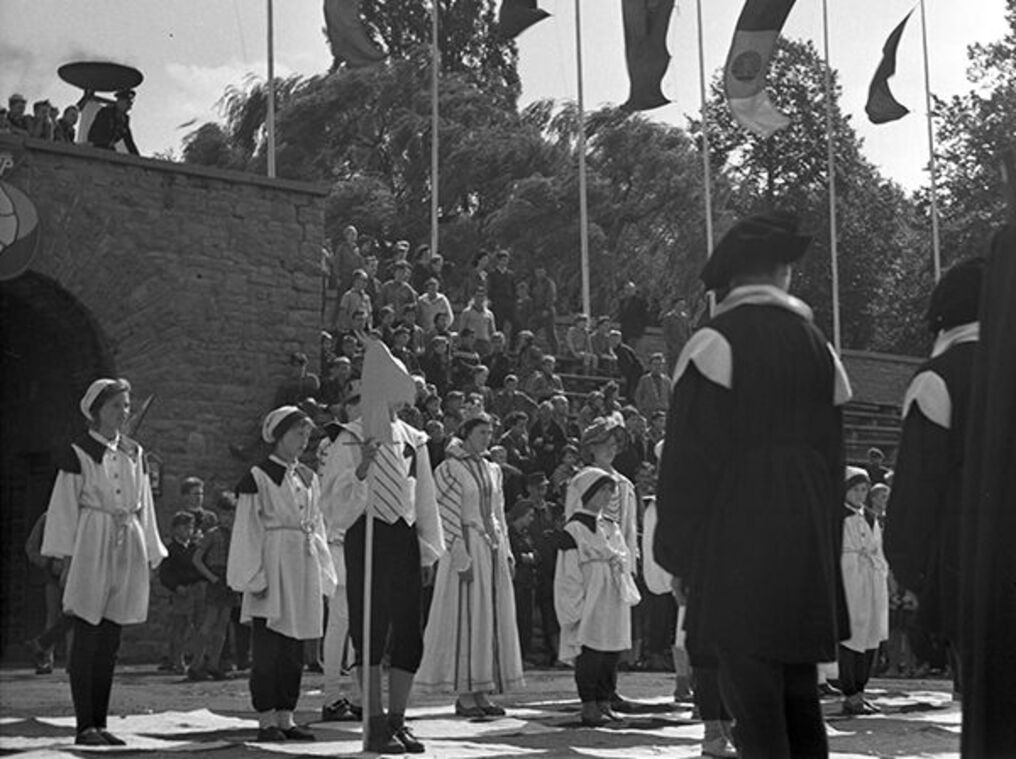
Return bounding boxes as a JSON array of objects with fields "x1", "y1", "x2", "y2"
[
  {"x1": 865, "y1": 11, "x2": 913, "y2": 125},
  {"x1": 621, "y1": 0, "x2": 675, "y2": 112},
  {"x1": 323, "y1": 0, "x2": 385, "y2": 69},
  {"x1": 723, "y1": 0, "x2": 798, "y2": 137},
  {"x1": 498, "y1": 0, "x2": 550, "y2": 39}
]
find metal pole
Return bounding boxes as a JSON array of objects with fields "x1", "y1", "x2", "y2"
[
  {"x1": 266, "y1": 0, "x2": 276, "y2": 178},
  {"x1": 920, "y1": 0, "x2": 942, "y2": 281},
  {"x1": 430, "y1": 0, "x2": 440, "y2": 258},
  {"x1": 574, "y1": 0, "x2": 591, "y2": 319},
  {"x1": 821, "y1": 0, "x2": 841, "y2": 352},
  {"x1": 696, "y1": 0, "x2": 716, "y2": 318}
]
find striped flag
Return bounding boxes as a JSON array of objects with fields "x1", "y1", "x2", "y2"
[
  {"x1": 323, "y1": 0, "x2": 385, "y2": 69},
  {"x1": 723, "y1": 0, "x2": 798, "y2": 137},
  {"x1": 621, "y1": 0, "x2": 676, "y2": 112},
  {"x1": 865, "y1": 11, "x2": 913, "y2": 125},
  {"x1": 498, "y1": 0, "x2": 550, "y2": 39}
]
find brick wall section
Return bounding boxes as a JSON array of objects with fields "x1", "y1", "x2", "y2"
[{"x1": 2, "y1": 135, "x2": 327, "y2": 661}]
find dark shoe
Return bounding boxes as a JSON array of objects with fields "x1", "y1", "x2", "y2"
[
  {"x1": 305, "y1": 661, "x2": 324, "y2": 674},
  {"x1": 579, "y1": 704, "x2": 609, "y2": 727},
  {"x1": 205, "y1": 667, "x2": 228, "y2": 681},
  {"x1": 819, "y1": 682, "x2": 842, "y2": 697},
  {"x1": 365, "y1": 717, "x2": 405, "y2": 754},
  {"x1": 841, "y1": 694, "x2": 878, "y2": 716},
  {"x1": 596, "y1": 703, "x2": 622, "y2": 722},
  {"x1": 391, "y1": 724, "x2": 425, "y2": 754},
  {"x1": 256, "y1": 726, "x2": 287, "y2": 742},
  {"x1": 25, "y1": 638, "x2": 49, "y2": 668},
  {"x1": 479, "y1": 702, "x2": 506, "y2": 717},
  {"x1": 35, "y1": 663, "x2": 54, "y2": 675},
  {"x1": 454, "y1": 700, "x2": 486, "y2": 718},
  {"x1": 281, "y1": 725, "x2": 315, "y2": 741},
  {"x1": 186, "y1": 667, "x2": 209, "y2": 681},
  {"x1": 321, "y1": 697, "x2": 359, "y2": 722},
  {"x1": 609, "y1": 694, "x2": 638, "y2": 713},
  {"x1": 98, "y1": 730, "x2": 126, "y2": 746},
  {"x1": 75, "y1": 728, "x2": 107, "y2": 746}
]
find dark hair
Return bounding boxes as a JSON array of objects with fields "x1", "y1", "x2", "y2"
[
  {"x1": 181, "y1": 476, "x2": 204, "y2": 495},
  {"x1": 460, "y1": 413, "x2": 493, "y2": 439},
  {"x1": 215, "y1": 491, "x2": 238, "y2": 512},
  {"x1": 171, "y1": 511, "x2": 195, "y2": 528},
  {"x1": 505, "y1": 411, "x2": 529, "y2": 428}
]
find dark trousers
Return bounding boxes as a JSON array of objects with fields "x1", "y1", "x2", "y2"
[
  {"x1": 229, "y1": 606, "x2": 251, "y2": 667},
  {"x1": 574, "y1": 647, "x2": 620, "y2": 704},
  {"x1": 694, "y1": 665, "x2": 730, "y2": 721},
  {"x1": 69, "y1": 617, "x2": 122, "y2": 733},
  {"x1": 345, "y1": 516, "x2": 423, "y2": 672},
  {"x1": 514, "y1": 583, "x2": 534, "y2": 657},
  {"x1": 837, "y1": 645, "x2": 876, "y2": 697},
  {"x1": 646, "y1": 592, "x2": 677, "y2": 655},
  {"x1": 717, "y1": 649, "x2": 827, "y2": 759},
  {"x1": 249, "y1": 618, "x2": 304, "y2": 713},
  {"x1": 535, "y1": 588, "x2": 559, "y2": 660}
]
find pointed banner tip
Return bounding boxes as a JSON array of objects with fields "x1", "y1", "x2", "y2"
[
  {"x1": 864, "y1": 11, "x2": 913, "y2": 126},
  {"x1": 498, "y1": 0, "x2": 551, "y2": 39},
  {"x1": 621, "y1": 0, "x2": 675, "y2": 114}
]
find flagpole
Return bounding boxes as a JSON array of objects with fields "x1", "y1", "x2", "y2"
[
  {"x1": 695, "y1": 0, "x2": 716, "y2": 318},
  {"x1": 821, "y1": 0, "x2": 842, "y2": 352},
  {"x1": 574, "y1": 0, "x2": 591, "y2": 320},
  {"x1": 919, "y1": 0, "x2": 942, "y2": 281},
  {"x1": 360, "y1": 476, "x2": 375, "y2": 752},
  {"x1": 266, "y1": 0, "x2": 276, "y2": 178},
  {"x1": 430, "y1": 0, "x2": 440, "y2": 258}
]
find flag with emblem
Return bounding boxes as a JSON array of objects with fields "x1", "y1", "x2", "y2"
[{"x1": 723, "y1": 0, "x2": 798, "y2": 137}]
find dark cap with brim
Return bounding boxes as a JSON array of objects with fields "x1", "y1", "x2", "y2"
[{"x1": 700, "y1": 211, "x2": 812, "y2": 291}]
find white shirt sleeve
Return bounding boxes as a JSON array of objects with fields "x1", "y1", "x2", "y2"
[
  {"x1": 227, "y1": 491, "x2": 268, "y2": 594},
  {"x1": 41, "y1": 463, "x2": 84, "y2": 559},
  {"x1": 413, "y1": 444, "x2": 445, "y2": 566},
  {"x1": 554, "y1": 547, "x2": 585, "y2": 626}
]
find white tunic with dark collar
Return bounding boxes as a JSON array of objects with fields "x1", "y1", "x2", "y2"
[
  {"x1": 228, "y1": 456, "x2": 337, "y2": 640},
  {"x1": 41, "y1": 431, "x2": 167, "y2": 626}
]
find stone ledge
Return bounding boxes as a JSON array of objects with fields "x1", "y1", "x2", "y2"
[{"x1": 0, "y1": 134, "x2": 330, "y2": 197}]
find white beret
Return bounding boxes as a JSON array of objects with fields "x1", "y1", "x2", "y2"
[
  {"x1": 80, "y1": 378, "x2": 131, "y2": 421},
  {"x1": 261, "y1": 405, "x2": 312, "y2": 443}
]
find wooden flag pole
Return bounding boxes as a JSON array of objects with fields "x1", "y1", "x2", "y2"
[
  {"x1": 920, "y1": 0, "x2": 942, "y2": 281},
  {"x1": 574, "y1": 0, "x2": 591, "y2": 320},
  {"x1": 821, "y1": 0, "x2": 842, "y2": 353},
  {"x1": 266, "y1": 0, "x2": 276, "y2": 178},
  {"x1": 695, "y1": 0, "x2": 716, "y2": 318},
  {"x1": 359, "y1": 471, "x2": 375, "y2": 752},
  {"x1": 430, "y1": 0, "x2": 441, "y2": 258}
]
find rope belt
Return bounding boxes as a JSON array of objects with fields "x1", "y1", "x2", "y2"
[{"x1": 82, "y1": 503, "x2": 141, "y2": 546}]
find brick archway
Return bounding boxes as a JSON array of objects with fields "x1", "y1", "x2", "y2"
[{"x1": 0, "y1": 271, "x2": 115, "y2": 660}]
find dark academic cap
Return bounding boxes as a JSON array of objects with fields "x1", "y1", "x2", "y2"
[
  {"x1": 700, "y1": 211, "x2": 812, "y2": 291},
  {"x1": 925, "y1": 257, "x2": 985, "y2": 333}
]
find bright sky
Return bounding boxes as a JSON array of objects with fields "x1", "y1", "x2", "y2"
[{"x1": 0, "y1": 0, "x2": 1006, "y2": 190}]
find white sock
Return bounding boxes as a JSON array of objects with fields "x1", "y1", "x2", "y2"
[
  {"x1": 276, "y1": 710, "x2": 295, "y2": 729},
  {"x1": 257, "y1": 711, "x2": 275, "y2": 730}
]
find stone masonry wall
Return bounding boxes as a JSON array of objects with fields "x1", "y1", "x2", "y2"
[{"x1": 2, "y1": 135, "x2": 328, "y2": 660}]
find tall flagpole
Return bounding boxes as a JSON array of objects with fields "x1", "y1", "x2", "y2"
[
  {"x1": 430, "y1": 0, "x2": 440, "y2": 258},
  {"x1": 266, "y1": 0, "x2": 276, "y2": 178},
  {"x1": 695, "y1": 0, "x2": 716, "y2": 317},
  {"x1": 574, "y1": 0, "x2": 591, "y2": 320},
  {"x1": 821, "y1": 0, "x2": 842, "y2": 352},
  {"x1": 920, "y1": 0, "x2": 942, "y2": 281}
]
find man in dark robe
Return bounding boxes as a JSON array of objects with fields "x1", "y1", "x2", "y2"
[
  {"x1": 654, "y1": 211, "x2": 851, "y2": 758},
  {"x1": 884, "y1": 257, "x2": 984, "y2": 697},
  {"x1": 617, "y1": 281, "x2": 649, "y2": 350},
  {"x1": 958, "y1": 224, "x2": 1016, "y2": 757}
]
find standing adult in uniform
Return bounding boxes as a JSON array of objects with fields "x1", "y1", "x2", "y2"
[
  {"x1": 654, "y1": 212, "x2": 852, "y2": 758},
  {"x1": 228, "y1": 406, "x2": 337, "y2": 742},
  {"x1": 884, "y1": 257, "x2": 985, "y2": 697},
  {"x1": 41, "y1": 378, "x2": 167, "y2": 746}
]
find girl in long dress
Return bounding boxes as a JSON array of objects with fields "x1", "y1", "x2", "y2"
[
  {"x1": 418, "y1": 414, "x2": 525, "y2": 716},
  {"x1": 41, "y1": 378, "x2": 167, "y2": 746}
]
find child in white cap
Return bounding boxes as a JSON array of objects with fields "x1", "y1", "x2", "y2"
[
  {"x1": 228, "y1": 405, "x2": 337, "y2": 742},
  {"x1": 41, "y1": 378, "x2": 167, "y2": 746},
  {"x1": 555, "y1": 467, "x2": 641, "y2": 726},
  {"x1": 839, "y1": 466, "x2": 889, "y2": 715}
]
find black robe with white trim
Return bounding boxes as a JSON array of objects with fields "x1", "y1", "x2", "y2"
[
  {"x1": 884, "y1": 326, "x2": 977, "y2": 644},
  {"x1": 654, "y1": 285, "x2": 851, "y2": 663}
]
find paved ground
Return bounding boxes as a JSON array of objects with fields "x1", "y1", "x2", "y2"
[{"x1": 0, "y1": 666, "x2": 960, "y2": 757}]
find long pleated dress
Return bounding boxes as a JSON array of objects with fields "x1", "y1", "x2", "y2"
[{"x1": 417, "y1": 443, "x2": 525, "y2": 694}]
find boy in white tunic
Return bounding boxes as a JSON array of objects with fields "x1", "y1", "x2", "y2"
[
  {"x1": 555, "y1": 468, "x2": 641, "y2": 726},
  {"x1": 228, "y1": 406, "x2": 337, "y2": 742},
  {"x1": 41, "y1": 378, "x2": 167, "y2": 746},
  {"x1": 839, "y1": 467, "x2": 889, "y2": 716}
]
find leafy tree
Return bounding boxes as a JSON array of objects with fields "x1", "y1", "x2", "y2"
[
  {"x1": 933, "y1": 0, "x2": 1016, "y2": 262},
  {"x1": 694, "y1": 38, "x2": 928, "y2": 353}
]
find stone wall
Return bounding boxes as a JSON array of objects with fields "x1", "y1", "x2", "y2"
[{"x1": 1, "y1": 135, "x2": 327, "y2": 661}]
